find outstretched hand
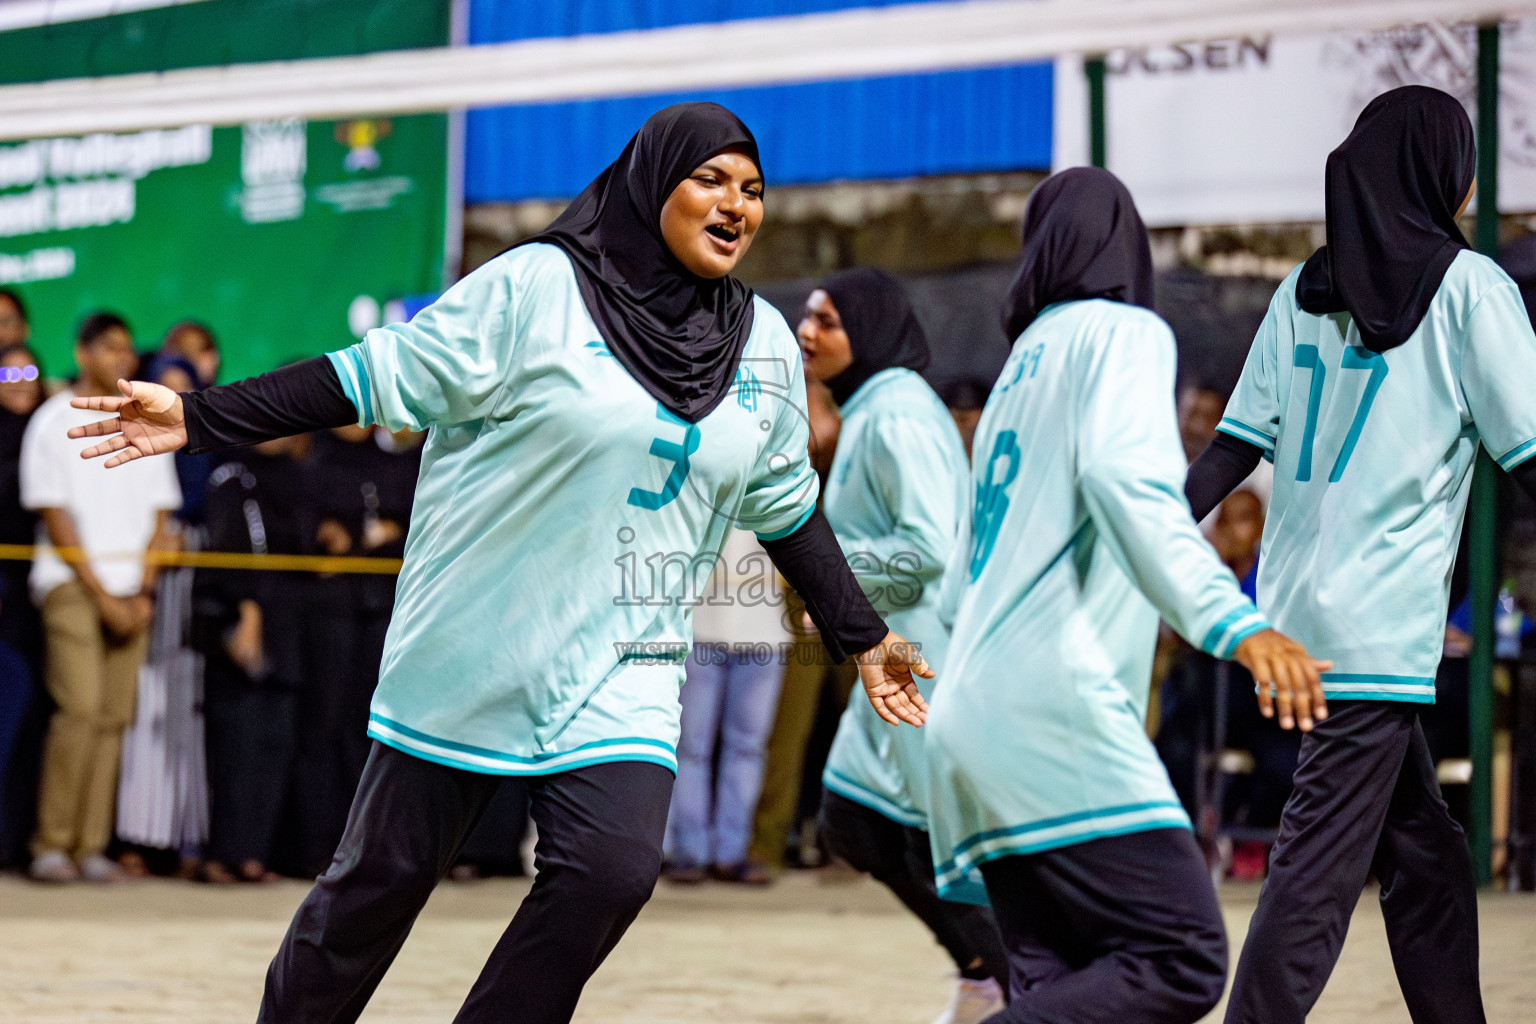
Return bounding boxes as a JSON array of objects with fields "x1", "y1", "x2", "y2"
[
  {"x1": 68, "y1": 380, "x2": 187, "y2": 468},
  {"x1": 855, "y1": 630, "x2": 934, "y2": 727},
  {"x1": 1233, "y1": 628, "x2": 1333, "y2": 732}
]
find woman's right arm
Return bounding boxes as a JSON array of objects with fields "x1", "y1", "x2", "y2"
[
  {"x1": 184, "y1": 357, "x2": 356, "y2": 452},
  {"x1": 71, "y1": 253, "x2": 524, "y2": 466},
  {"x1": 67, "y1": 357, "x2": 360, "y2": 465}
]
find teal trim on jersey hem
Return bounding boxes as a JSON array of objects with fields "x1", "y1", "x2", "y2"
[
  {"x1": 367, "y1": 713, "x2": 675, "y2": 764},
  {"x1": 1317, "y1": 673, "x2": 1435, "y2": 704},
  {"x1": 934, "y1": 800, "x2": 1189, "y2": 879},
  {"x1": 1216, "y1": 418, "x2": 1275, "y2": 452},
  {"x1": 823, "y1": 768, "x2": 926, "y2": 829},
  {"x1": 326, "y1": 348, "x2": 373, "y2": 426},
  {"x1": 1497, "y1": 435, "x2": 1536, "y2": 471},
  {"x1": 755, "y1": 504, "x2": 815, "y2": 543},
  {"x1": 1319, "y1": 672, "x2": 1434, "y2": 689},
  {"x1": 935, "y1": 812, "x2": 1192, "y2": 900},
  {"x1": 1321, "y1": 690, "x2": 1436, "y2": 704},
  {"x1": 370, "y1": 729, "x2": 679, "y2": 777},
  {"x1": 935, "y1": 876, "x2": 992, "y2": 906}
]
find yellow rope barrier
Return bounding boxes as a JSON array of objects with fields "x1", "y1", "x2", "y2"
[{"x1": 0, "y1": 544, "x2": 403, "y2": 575}]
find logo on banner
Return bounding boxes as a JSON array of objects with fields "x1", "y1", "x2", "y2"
[
  {"x1": 335, "y1": 120, "x2": 392, "y2": 173},
  {"x1": 239, "y1": 119, "x2": 306, "y2": 224}
]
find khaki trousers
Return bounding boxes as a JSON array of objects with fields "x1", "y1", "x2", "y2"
[
  {"x1": 32, "y1": 581, "x2": 148, "y2": 860},
  {"x1": 748, "y1": 590, "x2": 856, "y2": 867}
]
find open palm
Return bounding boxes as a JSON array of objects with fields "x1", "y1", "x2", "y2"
[
  {"x1": 856, "y1": 630, "x2": 934, "y2": 728},
  {"x1": 68, "y1": 379, "x2": 188, "y2": 468}
]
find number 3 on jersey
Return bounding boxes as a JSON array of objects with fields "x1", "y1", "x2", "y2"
[
  {"x1": 1293, "y1": 344, "x2": 1388, "y2": 483},
  {"x1": 627, "y1": 404, "x2": 700, "y2": 510},
  {"x1": 970, "y1": 430, "x2": 1021, "y2": 580}
]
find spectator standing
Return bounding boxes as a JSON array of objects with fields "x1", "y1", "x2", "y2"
[
  {"x1": 195, "y1": 433, "x2": 310, "y2": 882},
  {"x1": 0, "y1": 343, "x2": 43, "y2": 661},
  {"x1": 936, "y1": 377, "x2": 992, "y2": 459},
  {"x1": 20, "y1": 312, "x2": 180, "y2": 882},
  {"x1": 157, "y1": 320, "x2": 220, "y2": 391},
  {"x1": 286, "y1": 424, "x2": 418, "y2": 875},
  {"x1": 749, "y1": 378, "x2": 853, "y2": 871},
  {"x1": 143, "y1": 322, "x2": 219, "y2": 526},
  {"x1": 112, "y1": 332, "x2": 223, "y2": 872},
  {"x1": 665, "y1": 528, "x2": 789, "y2": 884},
  {"x1": 0, "y1": 342, "x2": 44, "y2": 864},
  {"x1": 0, "y1": 288, "x2": 30, "y2": 352}
]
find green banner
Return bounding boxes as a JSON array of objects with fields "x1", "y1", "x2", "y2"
[{"x1": 0, "y1": 0, "x2": 450, "y2": 381}]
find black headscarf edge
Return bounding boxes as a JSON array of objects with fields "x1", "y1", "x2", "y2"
[
  {"x1": 1296, "y1": 84, "x2": 1475, "y2": 352},
  {"x1": 819, "y1": 267, "x2": 930, "y2": 406},
  {"x1": 1001, "y1": 166, "x2": 1155, "y2": 342},
  {"x1": 514, "y1": 102, "x2": 765, "y2": 423}
]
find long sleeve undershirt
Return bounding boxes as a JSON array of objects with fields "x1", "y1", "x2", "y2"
[
  {"x1": 180, "y1": 357, "x2": 888, "y2": 660},
  {"x1": 1184, "y1": 432, "x2": 1264, "y2": 522}
]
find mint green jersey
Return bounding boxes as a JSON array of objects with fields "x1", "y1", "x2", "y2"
[
  {"x1": 324, "y1": 243, "x2": 818, "y2": 776},
  {"x1": 924, "y1": 300, "x2": 1268, "y2": 904},
  {"x1": 1221, "y1": 252, "x2": 1536, "y2": 703},
  {"x1": 821, "y1": 368, "x2": 969, "y2": 829}
]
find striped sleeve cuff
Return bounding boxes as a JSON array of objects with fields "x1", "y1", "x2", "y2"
[
  {"x1": 325, "y1": 346, "x2": 375, "y2": 427},
  {"x1": 1199, "y1": 605, "x2": 1271, "y2": 660},
  {"x1": 1496, "y1": 435, "x2": 1536, "y2": 471},
  {"x1": 1216, "y1": 417, "x2": 1276, "y2": 454}
]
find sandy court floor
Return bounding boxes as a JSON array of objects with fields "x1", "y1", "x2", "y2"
[{"x1": 1, "y1": 869, "x2": 1532, "y2": 1023}]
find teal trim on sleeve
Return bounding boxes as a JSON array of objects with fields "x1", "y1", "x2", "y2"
[
  {"x1": 1200, "y1": 607, "x2": 1269, "y2": 659},
  {"x1": 1497, "y1": 435, "x2": 1536, "y2": 471},
  {"x1": 755, "y1": 504, "x2": 815, "y2": 543},
  {"x1": 1216, "y1": 417, "x2": 1276, "y2": 453},
  {"x1": 1217, "y1": 616, "x2": 1270, "y2": 660},
  {"x1": 325, "y1": 347, "x2": 373, "y2": 426}
]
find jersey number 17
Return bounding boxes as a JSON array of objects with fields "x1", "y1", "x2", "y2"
[{"x1": 1292, "y1": 344, "x2": 1389, "y2": 483}]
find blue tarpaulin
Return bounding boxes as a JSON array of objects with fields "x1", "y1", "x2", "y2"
[{"x1": 465, "y1": 0, "x2": 1053, "y2": 202}]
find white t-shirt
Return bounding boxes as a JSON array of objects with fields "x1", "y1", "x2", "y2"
[
  {"x1": 690, "y1": 529, "x2": 792, "y2": 648},
  {"x1": 20, "y1": 389, "x2": 182, "y2": 601}
]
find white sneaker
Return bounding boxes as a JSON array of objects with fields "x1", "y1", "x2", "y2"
[
  {"x1": 78, "y1": 854, "x2": 130, "y2": 884},
  {"x1": 930, "y1": 976, "x2": 1006, "y2": 1024},
  {"x1": 28, "y1": 850, "x2": 79, "y2": 883}
]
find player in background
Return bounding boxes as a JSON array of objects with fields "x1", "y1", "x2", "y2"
[
  {"x1": 61, "y1": 103, "x2": 931, "y2": 1024},
  {"x1": 923, "y1": 166, "x2": 1329, "y2": 1024},
  {"x1": 1188, "y1": 85, "x2": 1534, "y2": 1024},
  {"x1": 800, "y1": 267, "x2": 1008, "y2": 1024}
]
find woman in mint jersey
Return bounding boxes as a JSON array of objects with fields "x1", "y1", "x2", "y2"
[
  {"x1": 923, "y1": 167, "x2": 1327, "y2": 1024},
  {"x1": 801, "y1": 267, "x2": 1008, "y2": 1024},
  {"x1": 1187, "y1": 85, "x2": 1536, "y2": 1024},
  {"x1": 63, "y1": 103, "x2": 931, "y2": 1024}
]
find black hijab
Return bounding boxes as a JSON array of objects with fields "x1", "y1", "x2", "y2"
[
  {"x1": 1001, "y1": 166, "x2": 1154, "y2": 342},
  {"x1": 819, "y1": 267, "x2": 930, "y2": 406},
  {"x1": 518, "y1": 102, "x2": 762, "y2": 422},
  {"x1": 1296, "y1": 85, "x2": 1476, "y2": 352}
]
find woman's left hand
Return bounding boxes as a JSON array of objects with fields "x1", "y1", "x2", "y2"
[{"x1": 855, "y1": 630, "x2": 933, "y2": 727}]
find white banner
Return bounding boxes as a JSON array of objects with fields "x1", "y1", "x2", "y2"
[{"x1": 1056, "y1": 21, "x2": 1536, "y2": 225}]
